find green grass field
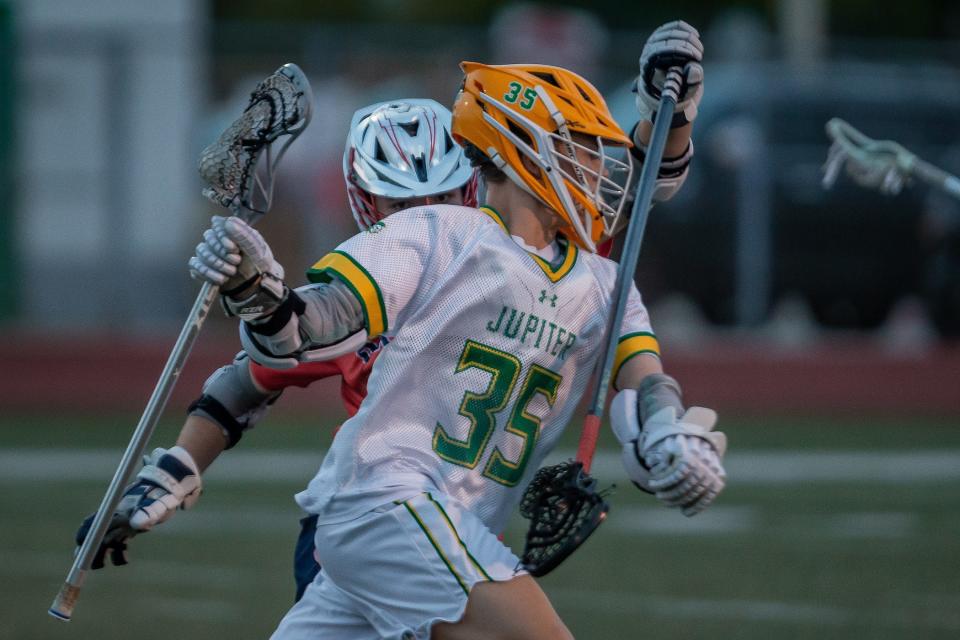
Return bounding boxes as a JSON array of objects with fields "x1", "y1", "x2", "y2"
[{"x1": 2, "y1": 411, "x2": 959, "y2": 639}]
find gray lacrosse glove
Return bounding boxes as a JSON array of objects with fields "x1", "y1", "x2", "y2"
[
  {"x1": 188, "y1": 215, "x2": 286, "y2": 320},
  {"x1": 611, "y1": 390, "x2": 726, "y2": 516},
  {"x1": 74, "y1": 446, "x2": 202, "y2": 569},
  {"x1": 635, "y1": 20, "x2": 704, "y2": 129}
]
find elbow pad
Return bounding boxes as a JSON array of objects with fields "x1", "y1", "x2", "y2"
[
  {"x1": 242, "y1": 279, "x2": 366, "y2": 368},
  {"x1": 188, "y1": 353, "x2": 280, "y2": 448}
]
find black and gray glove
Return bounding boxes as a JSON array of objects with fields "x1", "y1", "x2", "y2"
[{"x1": 635, "y1": 20, "x2": 704, "y2": 129}]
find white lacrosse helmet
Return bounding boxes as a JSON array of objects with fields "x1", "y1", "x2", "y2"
[{"x1": 343, "y1": 98, "x2": 479, "y2": 229}]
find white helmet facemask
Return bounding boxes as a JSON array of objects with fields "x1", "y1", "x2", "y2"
[{"x1": 476, "y1": 86, "x2": 633, "y2": 252}]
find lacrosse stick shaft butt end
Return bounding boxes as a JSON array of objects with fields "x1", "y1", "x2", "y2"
[
  {"x1": 49, "y1": 581, "x2": 81, "y2": 621},
  {"x1": 575, "y1": 414, "x2": 602, "y2": 473}
]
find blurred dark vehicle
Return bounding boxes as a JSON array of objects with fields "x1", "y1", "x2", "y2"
[{"x1": 609, "y1": 62, "x2": 960, "y2": 335}]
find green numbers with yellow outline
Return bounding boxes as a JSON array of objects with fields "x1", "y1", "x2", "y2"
[
  {"x1": 433, "y1": 340, "x2": 562, "y2": 486},
  {"x1": 433, "y1": 341, "x2": 519, "y2": 469},
  {"x1": 484, "y1": 364, "x2": 561, "y2": 486},
  {"x1": 503, "y1": 82, "x2": 538, "y2": 111}
]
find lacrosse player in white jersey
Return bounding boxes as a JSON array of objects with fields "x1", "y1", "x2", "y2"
[
  {"x1": 73, "y1": 99, "x2": 478, "y2": 598},
  {"x1": 188, "y1": 21, "x2": 724, "y2": 640},
  {"x1": 161, "y1": 22, "x2": 725, "y2": 639}
]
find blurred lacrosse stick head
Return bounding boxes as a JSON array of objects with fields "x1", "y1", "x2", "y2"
[
  {"x1": 822, "y1": 117, "x2": 916, "y2": 196},
  {"x1": 198, "y1": 63, "x2": 313, "y2": 222}
]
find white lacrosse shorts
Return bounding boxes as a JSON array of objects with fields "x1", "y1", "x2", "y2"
[{"x1": 271, "y1": 491, "x2": 526, "y2": 640}]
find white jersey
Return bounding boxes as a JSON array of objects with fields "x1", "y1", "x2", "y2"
[{"x1": 295, "y1": 204, "x2": 659, "y2": 534}]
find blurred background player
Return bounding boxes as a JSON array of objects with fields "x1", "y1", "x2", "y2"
[
  {"x1": 187, "y1": 22, "x2": 725, "y2": 639},
  {"x1": 75, "y1": 98, "x2": 478, "y2": 601}
]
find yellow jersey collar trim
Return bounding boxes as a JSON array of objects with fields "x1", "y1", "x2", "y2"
[
  {"x1": 479, "y1": 205, "x2": 579, "y2": 283},
  {"x1": 479, "y1": 205, "x2": 508, "y2": 232},
  {"x1": 530, "y1": 235, "x2": 578, "y2": 283}
]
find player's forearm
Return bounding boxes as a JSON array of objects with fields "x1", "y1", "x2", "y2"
[
  {"x1": 175, "y1": 414, "x2": 229, "y2": 472},
  {"x1": 631, "y1": 120, "x2": 693, "y2": 203},
  {"x1": 615, "y1": 352, "x2": 664, "y2": 392},
  {"x1": 614, "y1": 354, "x2": 685, "y2": 424},
  {"x1": 634, "y1": 120, "x2": 692, "y2": 158}
]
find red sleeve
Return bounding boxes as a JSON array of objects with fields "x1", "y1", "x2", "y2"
[
  {"x1": 249, "y1": 359, "x2": 343, "y2": 392},
  {"x1": 249, "y1": 338, "x2": 387, "y2": 420}
]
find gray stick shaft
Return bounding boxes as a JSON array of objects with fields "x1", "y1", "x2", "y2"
[
  {"x1": 914, "y1": 158, "x2": 960, "y2": 199},
  {"x1": 49, "y1": 62, "x2": 311, "y2": 623},
  {"x1": 49, "y1": 280, "x2": 219, "y2": 620},
  {"x1": 587, "y1": 69, "x2": 682, "y2": 418}
]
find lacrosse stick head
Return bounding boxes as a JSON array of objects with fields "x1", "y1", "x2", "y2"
[
  {"x1": 519, "y1": 460, "x2": 610, "y2": 577},
  {"x1": 822, "y1": 118, "x2": 915, "y2": 196},
  {"x1": 199, "y1": 63, "x2": 313, "y2": 221}
]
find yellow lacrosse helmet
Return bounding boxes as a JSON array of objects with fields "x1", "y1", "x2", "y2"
[{"x1": 451, "y1": 62, "x2": 634, "y2": 252}]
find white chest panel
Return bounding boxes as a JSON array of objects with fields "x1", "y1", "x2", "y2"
[{"x1": 296, "y1": 205, "x2": 654, "y2": 534}]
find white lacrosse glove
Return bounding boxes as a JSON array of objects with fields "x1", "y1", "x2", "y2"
[
  {"x1": 127, "y1": 446, "x2": 203, "y2": 528},
  {"x1": 635, "y1": 20, "x2": 704, "y2": 129},
  {"x1": 188, "y1": 215, "x2": 286, "y2": 320},
  {"x1": 611, "y1": 389, "x2": 726, "y2": 516},
  {"x1": 74, "y1": 446, "x2": 202, "y2": 569}
]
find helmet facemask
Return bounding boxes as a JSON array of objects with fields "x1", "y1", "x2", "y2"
[{"x1": 476, "y1": 86, "x2": 634, "y2": 252}]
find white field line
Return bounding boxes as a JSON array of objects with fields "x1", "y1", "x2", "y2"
[
  {"x1": 607, "y1": 505, "x2": 761, "y2": 535},
  {"x1": 547, "y1": 587, "x2": 960, "y2": 632},
  {"x1": 605, "y1": 505, "x2": 920, "y2": 538},
  {"x1": 555, "y1": 449, "x2": 960, "y2": 484},
  {"x1": 2, "y1": 448, "x2": 960, "y2": 484},
  {"x1": 21, "y1": 504, "x2": 917, "y2": 540}
]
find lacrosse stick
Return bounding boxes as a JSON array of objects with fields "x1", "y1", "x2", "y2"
[
  {"x1": 520, "y1": 68, "x2": 685, "y2": 577},
  {"x1": 823, "y1": 118, "x2": 960, "y2": 199},
  {"x1": 48, "y1": 63, "x2": 313, "y2": 622}
]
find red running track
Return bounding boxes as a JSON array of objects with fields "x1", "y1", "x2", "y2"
[{"x1": 1, "y1": 330, "x2": 958, "y2": 417}]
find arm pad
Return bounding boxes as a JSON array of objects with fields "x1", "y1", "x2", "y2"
[
  {"x1": 630, "y1": 123, "x2": 693, "y2": 203},
  {"x1": 242, "y1": 278, "x2": 366, "y2": 367},
  {"x1": 635, "y1": 373, "x2": 684, "y2": 424}
]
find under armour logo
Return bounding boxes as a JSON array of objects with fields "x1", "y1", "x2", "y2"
[{"x1": 539, "y1": 290, "x2": 557, "y2": 307}]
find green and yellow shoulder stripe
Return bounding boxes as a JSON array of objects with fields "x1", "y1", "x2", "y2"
[{"x1": 306, "y1": 250, "x2": 388, "y2": 337}]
